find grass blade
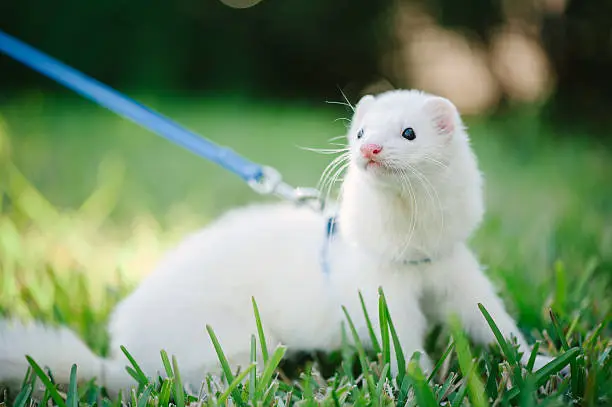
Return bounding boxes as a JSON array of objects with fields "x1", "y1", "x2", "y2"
[
  {"x1": 478, "y1": 303, "x2": 518, "y2": 364},
  {"x1": 534, "y1": 347, "x2": 580, "y2": 387},
  {"x1": 378, "y1": 290, "x2": 391, "y2": 374},
  {"x1": 78, "y1": 377, "x2": 98, "y2": 404},
  {"x1": 483, "y1": 357, "x2": 499, "y2": 401},
  {"x1": 206, "y1": 324, "x2": 247, "y2": 405},
  {"x1": 218, "y1": 364, "x2": 256, "y2": 404},
  {"x1": 114, "y1": 389, "x2": 124, "y2": 407},
  {"x1": 526, "y1": 341, "x2": 540, "y2": 372},
  {"x1": 359, "y1": 291, "x2": 381, "y2": 354},
  {"x1": 436, "y1": 374, "x2": 456, "y2": 403},
  {"x1": 25, "y1": 355, "x2": 67, "y2": 407},
  {"x1": 66, "y1": 364, "x2": 79, "y2": 407},
  {"x1": 249, "y1": 334, "x2": 257, "y2": 403},
  {"x1": 340, "y1": 322, "x2": 355, "y2": 382},
  {"x1": 130, "y1": 388, "x2": 138, "y2": 406},
  {"x1": 160, "y1": 349, "x2": 176, "y2": 401},
  {"x1": 407, "y1": 359, "x2": 437, "y2": 407},
  {"x1": 342, "y1": 305, "x2": 377, "y2": 397},
  {"x1": 120, "y1": 345, "x2": 149, "y2": 388},
  {"x1": 255, "y1": 345, "x2": 287, "y2": 398},
  {"x1": 252, "y1": 297, "x2": 269, "y2": 364},
  {"x1": 380, "y1": 288, "x2": 406, "y2": 385},
  {"x1": 13, "y1": 384, "x2": 33, "y2": 407},
  {"x1": 160, "y1": 349, "x2": 174, "y2": 378},
  {"x1": 125, "y1": 366, "x2": 141, "y2": 384},
  {"x1": 553, "y1": 261, "x2": 567, "y2": 315},
  {"x1": 478, "y1": 303, "x2": 524, "y2": 388},
  {"x1": 262, "y1": 381, "x2": 280, "y2": 406},
  {"x1": 449, "y1": 316, "x2": 489, "y2": 407},
  {"x1": 519, "y1": 373, "x2": 537, "y2": 407},
  {"x1": 302, "y1": 365, "x2": 314, "y2": 402},
  {"x1": 549, "y1": 309, "x2": 570, "y2": 350},
  {"x1": 171, "y1": 355, "x2": 185, "y2": 407},
  {"x1": 549, "y1": 309, "x2": 584, "y2": 397},
  {"x1": 206, "y1": 324, "x2": 236, "y2": 384},
  {"x1": 159, "y1": 378, "x2": 173, "y2": 406},
  {"x1": 136, "y1": 385, "x2": 153, "y2": 407},
  {"x1": 450, "y1": 383, "x2": 469, "y2": 407},
  {"x1": 398, "y1": 374, "x2": 413, "y2": 406},
  {"x1": 583, "y1": 318, "x2": 608, "y2": 350},
  {"x1": 428, "y1": 340, "x2": 455, "y2": 383},
  {"x1": 18, "y1": 367, "x2": 34, "y2": 394},
  {"x1": 376, "y1": 363, "x2": 390, "y2": 402}
]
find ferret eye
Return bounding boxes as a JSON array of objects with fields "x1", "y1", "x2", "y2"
[
  {"x1": 402, "y1": 127, "x2": 416, "y2": 141},
  {"x1": 357, "y1": 129, "x2": 364, "y2": 139}
]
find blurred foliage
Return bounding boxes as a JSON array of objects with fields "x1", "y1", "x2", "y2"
[
  {"x1": 540, "y1": 0, "x2": 612, "y2": 134},
  {"x1": 1, "y1": 0, "x2": 611, "y2": 131},
  {"x1": 0, "y1": 0, "x2": 393, "y2": 100},
  {"x1": 421, "y1": 0, "x2": 612, "y2": 133}
]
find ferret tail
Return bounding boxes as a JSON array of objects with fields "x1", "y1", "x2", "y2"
[{"x1": 0, "y1": 320, "x2": 132, "y2": 396}]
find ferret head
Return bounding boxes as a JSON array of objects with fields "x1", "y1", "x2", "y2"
[
  {"x1": 347, "y1": 90, "x2": 463, "y2": 186},
  {"x1": 339, "y1": 89, "x2": 484, "y2": 260}
]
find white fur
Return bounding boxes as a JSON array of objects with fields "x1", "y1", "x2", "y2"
[{"x1": 0, "y1": 89, "x2": 554, "y2": 397}]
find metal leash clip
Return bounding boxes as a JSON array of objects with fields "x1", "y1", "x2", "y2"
[{"x1": 248, "y1": 166, "x2": 325, "y2": 212}]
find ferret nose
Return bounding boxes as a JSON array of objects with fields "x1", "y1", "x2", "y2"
[{"x1": 360, "y1": 143, "x2": 383, "y2": 159}]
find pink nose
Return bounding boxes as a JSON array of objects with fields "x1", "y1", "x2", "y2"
[{"x1": 360, "y1": 143, "x2": 383, "y2": 159}]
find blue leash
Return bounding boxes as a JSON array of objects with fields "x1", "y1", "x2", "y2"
[
  {"x1": 0, "y1": 30, "x2": 264, "y2": 183},
  {"x1": 0, "y1": 29, "x2": 333, "y2": 269},
  {"x1": 0, "y1": 30, "x2": 322, "y2": 209}
]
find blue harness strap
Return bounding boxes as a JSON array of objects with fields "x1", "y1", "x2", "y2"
[
  {"x1": 320, "y1": 216, "x2": 432, "y2": 274},
  {"x1": 0, "y1": 30, "x2": 264, "y2": 183},
  {"x1": 320, "y1": 216, "x2": 338, "y2": 274},
  {"x1": 325, "y1": 216, "x2": 338, "y2": 237}
]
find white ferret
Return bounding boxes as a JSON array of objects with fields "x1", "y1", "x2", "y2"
[{"x1": 0, "y1": 89, "x2": 553, "y2": 396}]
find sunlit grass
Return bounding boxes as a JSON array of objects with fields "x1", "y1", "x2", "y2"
[{"x1": 0, "y1": 96, "x2": 610, "y2": 405}]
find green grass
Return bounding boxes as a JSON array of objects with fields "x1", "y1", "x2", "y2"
[{"x1": 0, "y1": 94, "x2": 611, "y2": 406}]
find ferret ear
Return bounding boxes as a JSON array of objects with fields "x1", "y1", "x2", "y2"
[
  {"x1": 423, "y1": 97, "x2": 457, "y2": 136},
  {"x1": 354, "y1": 94, "x2": 375, "y2": 122}
]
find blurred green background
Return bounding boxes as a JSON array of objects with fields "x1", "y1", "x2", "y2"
[{"x1": 0, "y1": 0, "x2": 610, "y2": 326}]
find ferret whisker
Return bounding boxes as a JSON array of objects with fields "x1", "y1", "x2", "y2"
[
  {"x1": 394, "y1": 167, "x2": 418, "y2": 260},
  {"x1": 318, "y1": 151, "x2": 349, "y2": 178},
  {"x1": 405, "y1": 169, "x2": 419, "y2": 259},
  {"x1": 328, "y1": 135, "x2": 348, "y2": 142},
  {"x1": 321, "y1": 164, "x2": 344, "y2": 197},
  {"x1": 422, "y1": 155, "x2": 449, "y2": 170},
  {"x1": 406, "y1": 163, "x2": 444, "y2": 259},
  {"x1": 299, "y1": 146, "x2": 350, "y2": 155},
  {"x1": 318, "y1": 153, "x2": 350, "y2": 188},
  {"x1": 329, "y1": 143, "x2": 349, "y2": 149},
  {"x1": 323, "y1": 162, "x2": 349, "y2": 203},
  {"x1": 402, "y1": 168, "x2": 419, "y2": 261},
  {"x1": 318, "y1": 154, "x2": 350, "y2": 198},
  {"x1": 325, "y1": 100, "x2": 354, "y2": 111},
  {"x1": 338, "y1": 88, "x2": 355, "y2": 112}
]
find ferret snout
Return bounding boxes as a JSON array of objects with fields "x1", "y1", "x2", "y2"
[{"x1": 360, "y1": 143, "x2": 383, "y2": 159}]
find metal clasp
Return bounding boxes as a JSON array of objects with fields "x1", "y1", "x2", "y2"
[{"x1": 248, "y1": 166, "x2": 324, "y2": 211}]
